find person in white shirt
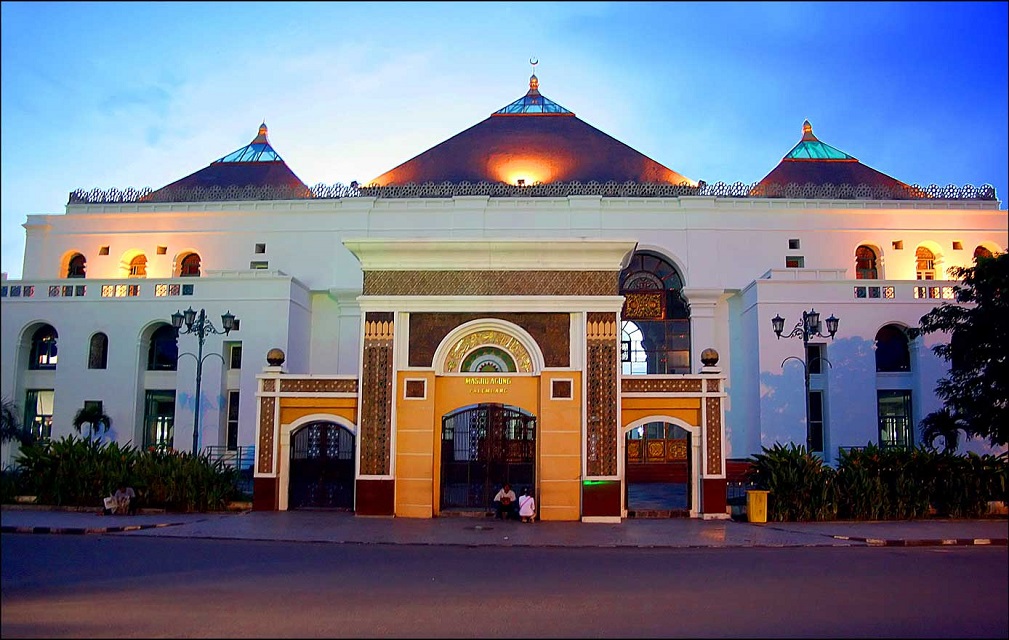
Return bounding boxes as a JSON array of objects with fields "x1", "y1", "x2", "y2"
[
  {"x1": 493, "y1": 483, "x2": 517, "y2": 520},
  {"x1": 518, "y1": 487, "x2": 536, "y2": 523}
]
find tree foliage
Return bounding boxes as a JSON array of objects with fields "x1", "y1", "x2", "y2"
[
  {"x1": 72, "y1": 404, "x2": 112, "y2": 439},
  {"x1": 1, "y1": 397, "x2": 36, "y2": 447},
  {"x1": 917, "y1": 252, "x2": 1008, "y2": 448}
]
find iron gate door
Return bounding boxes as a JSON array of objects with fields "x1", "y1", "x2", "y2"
[
  {"x1": 440, "y1": 403, "x2": 535, "y2": 511},
  {"x1": 289, "y1": 422, "x2": 355, "y2": 510}
]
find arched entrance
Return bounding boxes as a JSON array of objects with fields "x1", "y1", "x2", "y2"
[
  {"x1": 288, "y1": 421, "x2": 355, "y2": 510},
  {"x1": 440, "y1": 403, "x2": 536, "y2": 512},
  {"x1": 625, "y1": 421, "x2": 692, "y2": 515}
]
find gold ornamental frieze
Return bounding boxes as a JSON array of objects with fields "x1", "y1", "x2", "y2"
[
  {"x1": 363, "y1": 270, "x2": 618, "y2": 296},
  {"x1": 621, "y1": 378, "x2": 703, "y2": 393},
  {"x1": 445, "y1": 330, "x2": 533, "y2": 373},
  {"x1": 279, "y1": 378, "x2": 358, "y2": 394}
]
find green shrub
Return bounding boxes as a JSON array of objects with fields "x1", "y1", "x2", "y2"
[
  {"x1": 7, "y1": 436, "x2": 241, "y2": 512},
  {"x1": 746, "y1": 443, "x2": 837, "y2": 521}
]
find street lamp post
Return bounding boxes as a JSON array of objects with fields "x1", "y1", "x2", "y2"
[
  {"x1": 171, "y1": 307, "x2": 238, "y2": 454},
  {"x1": 771, "y1": 308, "x2": 839, "y2": 452}
]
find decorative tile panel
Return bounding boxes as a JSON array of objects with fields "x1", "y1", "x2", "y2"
[
  {"x1": 360, "y1": 313, "x2": 394, "y2": 475},
  {"x1": 409, "y1": 313, "x2": 570, "y2": 368},
  {"x1": 257, "y1": 397, "x2": 275, "y2": 474},
  {"x1": 279, "y1": 378, "x2": 358, "y2": 393},
  {"x1": 706, "y1": 379, "x2": 720, "y2": 392},
  {"x1": 586, "y1": 312, "x2": 618, "y2": 476},
  {"x1": 262, "y1": 379, "x2": 275, "y2": 392},
  {"x1": 363, "y1": 270, "x2": 617, "y2": 296},
  {"x1": 706, "y1": 397, "x2": 722, "y2": 476},
  {"x1": 621, "y1": 292, "x2": 664, "y2": 319},
  {"x1": 621, "y1": 378, "x2": 703, "y2": 393}
]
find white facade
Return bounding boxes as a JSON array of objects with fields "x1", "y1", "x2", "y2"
[{"x1": 2, "y1": 191, "x2": 1005, "y2": 466}]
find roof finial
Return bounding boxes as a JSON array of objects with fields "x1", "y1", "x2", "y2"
[
  {"x1": 801, "y1": 119, "x2": 817, "y2": 141},
  {"x1": 528, "y1": 57, "x2": 540, "y2": 94}
]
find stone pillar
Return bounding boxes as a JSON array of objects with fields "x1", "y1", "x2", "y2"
[
  {"x1": 356, "y1": 312, "x2": 395, "y2": 516},
  {"x1": 253, "y1": 349, "x2": 286, "y2": 511},
  {"x1": 681, "y1": 288, "x2": 725, "y2": 374}
]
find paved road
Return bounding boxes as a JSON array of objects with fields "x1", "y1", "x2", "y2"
[{"x1": 2, "y1": 535, "x2": 1006, "y2": 638}]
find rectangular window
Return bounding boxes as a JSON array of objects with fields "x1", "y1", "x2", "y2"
[
  {"x1": 24, "y1": 389, "x2": 55, "y2": 441},
  {"x1": 952, "y1": 241, "x2": 963, "y2": 250},
  {"x1": 785, "y1": 256, "x2": 804, "y2": 268},
  {"x1": 143, "y1": 390, "x2": 176, "y2": 450},
  {"x1": 808, "y1": 391, "x2": 824, "y2": 453},
  {"x1": 229, "y1": 343, "x2": 243, "y2": 369},
  {"x1": 788, "y1": 239, "x2": 800, "y2": 250},
  {"x1": 157, "y1": 245, "x2": 168, "y2": 255},
  {"x1": 226, "y1": 391, "x2": 240, "y2": 451},
  {"x1": 99, "y1": 246, "x2": 110, "y2": 256},
  {"x1": 892, "y1": 241, "x2": 903, "y2": 250},
  {"x1": 250, "y1": 261, "x2": 268, "y2": 270},
  {"x1": 806, "y1": 344, "x2": 823, "y2": 375},
  {"x1": 877, "y1": 390, "x2": 912, "y2": 449},
  {"x1": 255, "y1": 243, "x2": 266, "y2": 254}
]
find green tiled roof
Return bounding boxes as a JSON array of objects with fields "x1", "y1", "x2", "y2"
[{"x1": 783, "y1": 121, "x2": 856, "y2": 160}]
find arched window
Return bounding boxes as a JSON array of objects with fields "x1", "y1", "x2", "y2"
[
  {"x1": 915, "y1": 247, "x2": 935, "y2": 280},
  {"x1": 179, "y1": 253, "x2": 201, "y2": 277},
  {"x1": 67, "y1": 253, "x2": 86, "y2": 278},
  {"x1": 875, "y1": 324, "x2": 910, "y2": 373},
  {"x1": 855, "y1": 245, "x2": 877, "y2": 280},
  {"x1": 88, "y1": 333, "x2": 109, "y2": 369},
  {"x1": 974, "y1": 246, "x2": 993, "y2": 261},
  {"x1": 147, "y1": 325, "x2": 178, "y2": 371},
  {"x1": 29, "y1": 325, "x2": 58, "y2": 370},
  {"x1": 129, "y1": 254, "x2": 148, "y2": 278},
  {"x1": 619, "y1": 250, "x2": 690, "y2": 374}
]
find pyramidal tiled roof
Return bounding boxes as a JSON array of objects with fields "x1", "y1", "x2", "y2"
[
  {"x1": 753, "y1": 121, "x2": 909, "y2": 194},
  {"x1": 145, "y1": 123, "x2": 310, "y2": 200},
  {"x1": 369, "y1": 72, "x2": 693, "y2": 187}
]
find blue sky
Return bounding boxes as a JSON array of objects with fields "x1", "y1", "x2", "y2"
[{"x1": 2, "y1": 1, "x2": 1006, "y2": 279}]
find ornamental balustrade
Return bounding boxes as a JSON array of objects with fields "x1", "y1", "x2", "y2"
[{"x1": 67, "y1": 180, "x2": 997, "y2": 204}]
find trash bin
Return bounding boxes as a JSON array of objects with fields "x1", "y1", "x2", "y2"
[{"x1": 746, "y1": 489, "x2": 769, "y2": 523}]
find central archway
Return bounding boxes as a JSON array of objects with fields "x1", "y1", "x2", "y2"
[{"x1": 440, "y1": 403, "x2": 536, "y2": 512}]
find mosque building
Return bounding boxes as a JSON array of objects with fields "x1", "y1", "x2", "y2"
[{"x1": 1, "y1": 69, "x2": 1004, "y2": 521}]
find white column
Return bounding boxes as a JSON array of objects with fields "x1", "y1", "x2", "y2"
[{"x1": 681, "y1": 288, "x2": 725, "y2": 374}]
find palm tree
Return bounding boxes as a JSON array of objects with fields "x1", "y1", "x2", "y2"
[
  {"x1": 1, "y1": 397, "x2": 35, "y2": 446},
  {"x1": 919, "y1": 407, "x2": 969, "y2": 454},
  {"x1": 72, "y1": 404, "x2": 112, "y2": 439}
]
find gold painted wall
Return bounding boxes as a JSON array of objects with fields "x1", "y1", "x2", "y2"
[
  {"x1": 621, "y1": 397, "x2": 701, "y2": 429},
  {"x1": 537, "y1": 371, "x2": 582, "y2": 521},
  {"x1": 394, "y1": 372, "x2": 583, "y2": 521},
  {"x1": 395, "y1": 372, "x2": 437, "y2": 518}
]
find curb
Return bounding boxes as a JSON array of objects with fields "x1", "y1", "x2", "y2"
[
  {"x1": 1, "y1": 522, "x2": 185, "y2": 536},
  {"x1": 830, "y1": 535, "x2": 1008, "y2": 547}
]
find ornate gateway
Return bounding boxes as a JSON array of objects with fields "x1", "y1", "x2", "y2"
[
  {"x1": 440, "y1": 403, "x2": 536, "y2": 511},
  {"x1": 288, "y1": 422, "x2": 356, "y2": 510}
]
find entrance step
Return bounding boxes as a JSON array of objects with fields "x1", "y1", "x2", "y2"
[
  {"x1": 438, "y1": 510, "x2": 495, "y2": 519},
  {"x1": 627, "y1": 509, "x2": 690, "y2": 519}
]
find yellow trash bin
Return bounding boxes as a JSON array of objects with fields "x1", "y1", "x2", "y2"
[{"x1": 746, "y1": 490, "x2": 769, "y2": 523}]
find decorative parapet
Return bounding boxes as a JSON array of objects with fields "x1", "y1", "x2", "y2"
[{"x1": 68, "y1": 180, "x2": 998, "y2": 204}]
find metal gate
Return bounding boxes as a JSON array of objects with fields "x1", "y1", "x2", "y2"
[
  {"x1": 289, "y1": 422, "x2": 355, "y2": 510},
  {"x1": 625, "y1": 422, "x2": 691, "y2": 512},
  {"x1": 440, "y1": 403, "x2": 535, "y2": 511}
]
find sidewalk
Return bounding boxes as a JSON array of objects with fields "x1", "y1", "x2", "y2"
[{"x1": 3, "y1": 505, "x2": 1006, "y2": 548}]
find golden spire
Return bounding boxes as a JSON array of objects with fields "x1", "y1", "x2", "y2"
[{"x1": 801, "y1": 120, "x2": 818, "y2": 141}]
